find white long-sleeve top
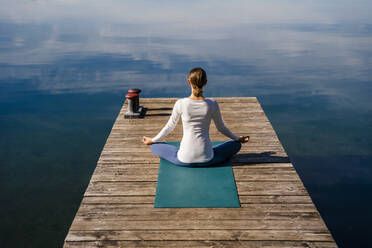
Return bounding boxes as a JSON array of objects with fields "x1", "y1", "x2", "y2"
[{"x1": 152, "y1": 98, "x2": 239, "y2": 163}]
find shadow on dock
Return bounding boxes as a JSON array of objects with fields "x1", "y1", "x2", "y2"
[
  {"x1": 145, "y1": 107, "x2": 172, "y2": 116},
  {"x1": 232, "y1": 152, "x2": 290, "y2": 165},
  {"x1": 193, "y1": 152, "x2": 290, "y2": 168}
]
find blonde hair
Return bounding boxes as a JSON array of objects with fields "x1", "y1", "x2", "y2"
[{"x1": 188, "y1": 67, "x2": 207, "y2": 97}]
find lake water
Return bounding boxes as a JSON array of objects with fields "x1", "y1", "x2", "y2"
[{"x1": 1, "y1": 1, "x2": 371, "y2": 247}]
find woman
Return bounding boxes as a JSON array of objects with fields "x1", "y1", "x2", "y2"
[{"x1": 142, "y1": 67, "x2": 249, "y2": 166}]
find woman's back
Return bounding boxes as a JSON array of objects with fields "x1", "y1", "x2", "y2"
[
  {"x1": 152, "y1": 97, "x2": 239, "y2": 163},
  {"x1": 178, "y1": 98, "x2": 214, "y2": 163}
]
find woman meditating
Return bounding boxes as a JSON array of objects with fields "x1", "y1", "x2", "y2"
[{"x1": 142, "y1": 67, "x2": 249, "y2": 166}]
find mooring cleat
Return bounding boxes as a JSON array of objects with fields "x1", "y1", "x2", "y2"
[{"x1": 124, "y1": 89, "x2": 146, "y2": 118}]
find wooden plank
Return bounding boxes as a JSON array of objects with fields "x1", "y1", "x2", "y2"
[
  {"x1": 66, "y1": 230, "x2": 334, "y2": 242},
  {"x1": 74, "y1": 206, "x2": 321, "y2": 220},
  {"x1": 69, "y1": 219, "x2": 327, "y2": 231},
  {"x1": 96, "y1": 157, "x2": 290, "y2": 164},
  {"x1": 76, "y1": 202, "x2": 319, "y2": 212},
  {"x1": 98, "y1": 146, "x2": 287, "y2": 153},
  {"x1": 76, "y1": 203, "x2": 318, "y2": 212},
  {"x1": 95, "y1": 162, "x2": 295, "y2": 168},
  {"x1": 81, "y1": 195, "x2": 313, "y2": 205},
  {"x1": 84, "y1": 181, "x2": 307, "y2": 196},
  {"x1": 99, "y1": 144, "x2": 285, "y2": 152},
  {"x1": 90, "y1": 168, "x2": 299, "y2": 182},
  {"x1": 103, "y1": 140, "x2": 284, "y2": 147},
  {"x1": 138, "y1": 97, "x2": 259, "y2": 103},
  {"x1": 97, "y1": 151, "x2": 288, "y2": 160},
  {"x1": 108, "y1": 135, "x2": 279, "y2": 141},
  {"x1": 65, "y1": 240, "x2": 337, "y2": 248}
]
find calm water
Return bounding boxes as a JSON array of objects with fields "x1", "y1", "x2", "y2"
[{"x1": 1, "y1": 1, "x2": 372, "y2": 247}]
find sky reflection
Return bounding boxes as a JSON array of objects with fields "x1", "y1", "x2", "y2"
[{"x1": 0, "y1": 0, "x2": 371, "y2": 97}]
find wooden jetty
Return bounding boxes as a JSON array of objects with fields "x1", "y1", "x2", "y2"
[{"x1": 64, "y1": 97, "x2": 337, "y2": 247}]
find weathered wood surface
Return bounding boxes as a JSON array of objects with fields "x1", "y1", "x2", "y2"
[{"x1": 64, "y1": 97, "x2": 337, "y2": 247}]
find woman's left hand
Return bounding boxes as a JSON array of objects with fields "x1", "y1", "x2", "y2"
[
  {"x1": 238, "y1": 136, "x2": 250, "y2": 143},
  {"x1": 143, "y1": 136, "x2": 155, "y2": 145}
]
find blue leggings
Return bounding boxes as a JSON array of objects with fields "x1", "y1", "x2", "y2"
[{"x1": 150, "y1": 140, "x2": 241, "y2": 167}]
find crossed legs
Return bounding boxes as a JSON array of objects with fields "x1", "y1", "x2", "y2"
[{"x1": 150, "y1": 140, "x2": 241, "y2": 167}]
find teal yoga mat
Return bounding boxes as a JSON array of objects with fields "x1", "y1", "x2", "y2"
[{"x1": 154, "y1": 142, "x2": 240, "y2": 208}]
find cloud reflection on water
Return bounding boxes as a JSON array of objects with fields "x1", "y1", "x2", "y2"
[{"x1": 0, "y1": 0, "x2": 371, "y2": 96}]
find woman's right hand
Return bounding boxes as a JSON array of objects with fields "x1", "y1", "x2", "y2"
[
  {"x1": 143, "y1": 136, "x2": 155, "y2": 145},
  {"x1": 238, "y1": 136, "x2": 250, "y2": 143}
]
